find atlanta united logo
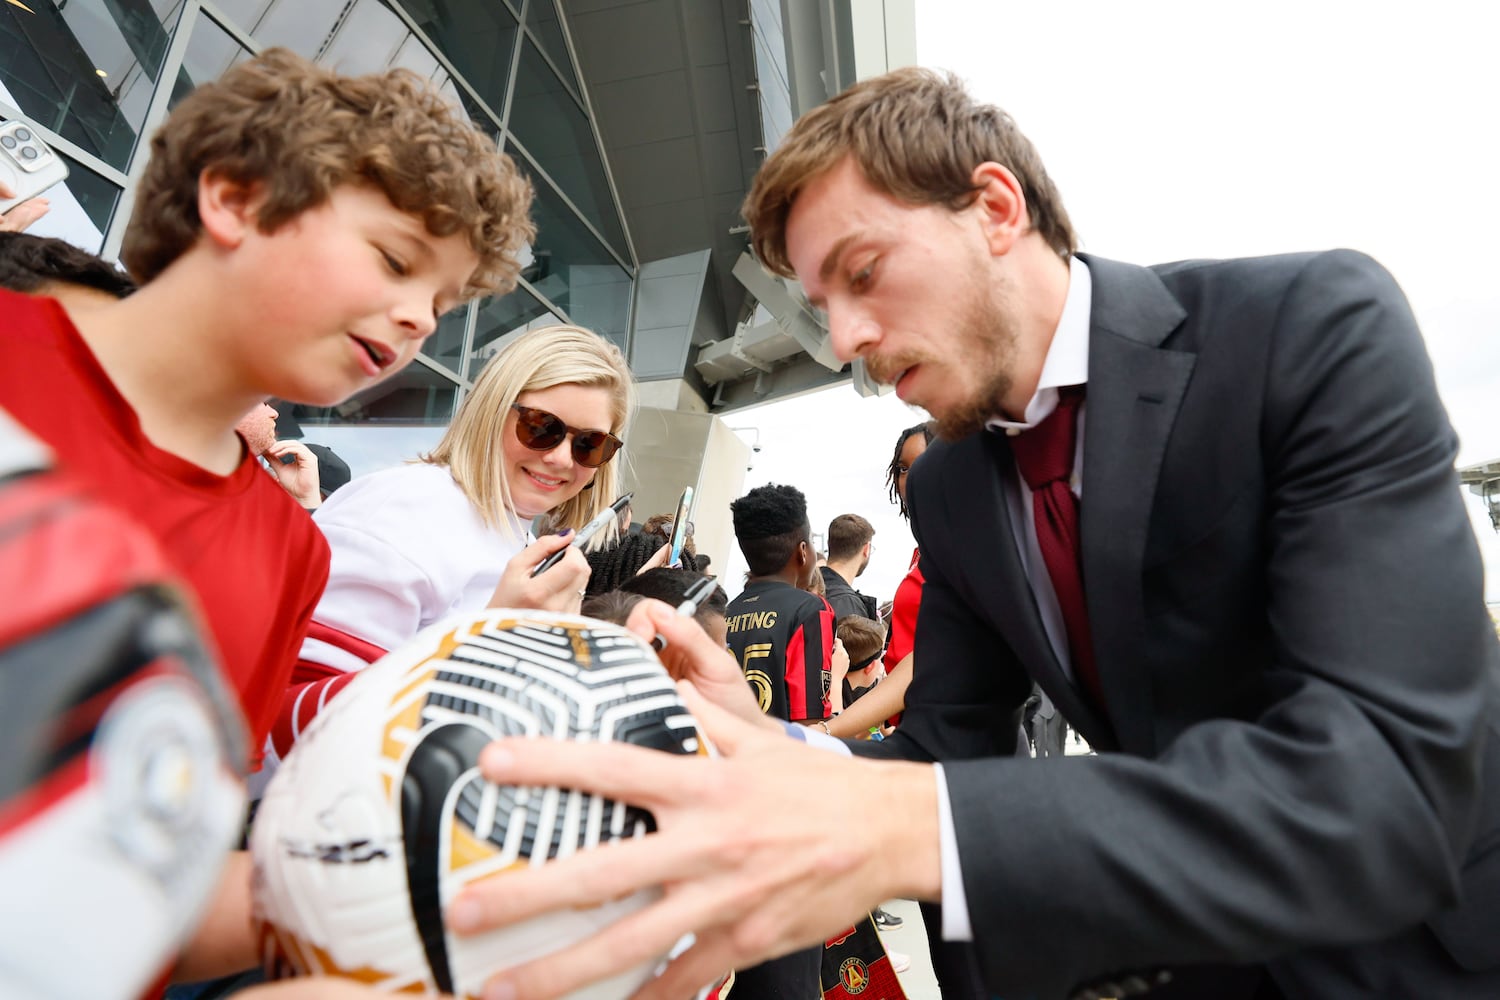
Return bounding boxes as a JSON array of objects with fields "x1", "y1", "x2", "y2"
[{"x1": 839, "y1": 956, "x2": 869, "y2": 994}]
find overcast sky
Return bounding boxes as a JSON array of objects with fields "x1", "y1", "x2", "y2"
[{"x1": 726, "y1": 0, "x2": 1500, "y2": 604}]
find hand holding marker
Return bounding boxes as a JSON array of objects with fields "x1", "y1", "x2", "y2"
[
  {"x1": 651, "y1": 574, "x2": 719, "y2": 651},
  {"x1": 530, "y1": 492, "x2": 633, "y2": 578}
]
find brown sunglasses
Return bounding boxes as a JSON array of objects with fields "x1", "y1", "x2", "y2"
[{"x1": 510, "y1": 403, "x2": 622, "y2": 468}]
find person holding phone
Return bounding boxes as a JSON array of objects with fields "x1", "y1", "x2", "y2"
[
  {"x1": 642, "y1": 509, "x2": 704, "y2": 571},
  {"x1": 274, "y1": 325, "x2": 634, "y2": 758},
  {"x1": 0, "y1": 179, "x2": 49, "y2": 232},
  {"x1": 0, "y1": 117, "x2": 66, "y2": 231}
]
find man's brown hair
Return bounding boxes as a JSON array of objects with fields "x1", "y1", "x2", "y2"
[
  {"x1": 836, "y1": 615, "x2": 885, "y2": 671},
  {"x1": 743, "y1": 67, "x2": 1075, "y2": 277},
  {"x1": 826, "y1": 513, "x2": 875, "y2": 562},
  {"x1": 121, "y1": 48, "x2": 534, "y2": 299}
]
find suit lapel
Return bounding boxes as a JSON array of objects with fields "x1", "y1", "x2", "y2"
[
  {"x1": 1077, "y1": 255, "x2": 1194, "y2": 754},
  {"x1": 970, "y1": 431, "x2": 1071, "y2": 691},
  {"x1": 943, "y1": 428, "x2": 1121, "y2": 750}
]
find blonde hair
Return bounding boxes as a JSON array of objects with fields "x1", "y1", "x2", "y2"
[
  {"x1": 123, "y1": 48, "x2": 533, "y2": 300},
  {"x1": 423, "y1": 326, "x2": 634, "y2": 547}
]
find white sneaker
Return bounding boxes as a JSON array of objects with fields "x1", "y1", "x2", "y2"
[{"x1": 887, "y1": 949, "x2": 911, "y2": 974}]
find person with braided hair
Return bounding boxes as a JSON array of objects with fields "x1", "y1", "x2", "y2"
[{"x1": 583, "y1": 529, "x2": 667, "y2": 596}]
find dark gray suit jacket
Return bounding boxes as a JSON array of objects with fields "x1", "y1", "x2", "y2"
[{"x1": 861, "y1": 251, "x2": 1500, "y2": 998}]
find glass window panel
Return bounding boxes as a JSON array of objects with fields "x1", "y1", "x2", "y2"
[
  {"x1": 275, "y1": 424, "x2": 448, "y2": 482},
  {"x1": 510, "y1": 147, "x2": 632, "y2": 350},
  {"x1": 317, "y1": 0, "x2": 411, "y2": 77},
  {"x1": 420, "y1": 301, "x2": 475, "y2": 374},
  {"x1": 210, "y1": 0, "x2": 276, "y2": 32},
  {"x1": 390, "y1": 31, "x2": 441, "y2": 80},
  {"x1": 523, "y1": 0, "x2": 581, "y2": 99},
  {"x1": 168, "y1": 12, "x2": 255, "y2": 112},
  {"x1": 232, "y1": 1, "x2": 344, "y2": 62},
  {"x1": 15, "y1": 150, "x2": 119, "y2": 256},
  {"x1": 7, "y1": 147, "x2": 118, "y2": 257},
  {"x1": 508, "y1": 39, "x2": 627, "y2": 260},
  {"x1": 0, "y1": 0, "x2": 178, "y2": 171},
  {"x1": 285, "y1": 361, "x2": 459, "y2": 426},
  {"x1": 468, "y1": 284, "x2": 563, "y2": 376},
  {"x1": 397, "y1": 0, "x2": 519, "y2": 123}
]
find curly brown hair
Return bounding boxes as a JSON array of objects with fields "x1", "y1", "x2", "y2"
[
  {"x1": 743, "y1": 67, "x2": 1075, "y2": 278},
  {"x1": 121, "y1": 48, "x2": 533, "y2": 300}
]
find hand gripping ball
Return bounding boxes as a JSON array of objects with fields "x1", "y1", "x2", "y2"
[{"x1": 251, "y1": 609, "x2": 704, "y2": 999}]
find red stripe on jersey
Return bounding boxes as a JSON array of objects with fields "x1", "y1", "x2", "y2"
[
  {"x1": 786, "y1": 625, "x2": 808, "y2": 718},
  {"x1": 271, "y1": 618, "x2": 386, "y2": 756},
  {"x1": 272, "y1": 669, "x2": 361, "y2": 758},
  {"x1": 815, "y1": 596, "x2": 835, "y2": 718},
  {"x1": 304, "y1": 619, "x2": 389, "y2": 670}
]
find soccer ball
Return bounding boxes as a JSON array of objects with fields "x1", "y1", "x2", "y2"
[{"x1": 250, "y1": 609, "x2": 703, "y2": 999}]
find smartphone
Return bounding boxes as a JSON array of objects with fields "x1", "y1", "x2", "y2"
[
  {"x1": 667, "y1": 487, "x2": 694, "y2": 569},
  {"x1": 0, "y1": 120, "x2": 69, "y2": 215}
]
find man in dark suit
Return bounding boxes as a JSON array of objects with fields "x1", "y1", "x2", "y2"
[{"x1": 447, "y1": 68, "x2": 1499, "y2": 1000}]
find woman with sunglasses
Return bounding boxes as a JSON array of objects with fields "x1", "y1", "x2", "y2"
[{"x1": 283, "y1": 324, "x2": 633, "y2": 711}]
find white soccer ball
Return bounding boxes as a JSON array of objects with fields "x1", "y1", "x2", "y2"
[{"x1": 250, "y1": 609, "x2": 703, "y2": 999}]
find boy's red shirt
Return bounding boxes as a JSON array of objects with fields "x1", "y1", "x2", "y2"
[{"x1": 0, "y1": 288, "x2": 329, "y2": 770}]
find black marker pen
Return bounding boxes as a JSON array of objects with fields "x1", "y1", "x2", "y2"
[
  {"x1": 529, "y1": 491, "x2": 633, "y2": 578},
  {"x1": 652, "y1": 575, "x2": 719, "y2": 651}
]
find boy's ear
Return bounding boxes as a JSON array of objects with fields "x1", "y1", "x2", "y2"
[{"x1": 197, "y1": 170, "x2": 264, "y2": 249}]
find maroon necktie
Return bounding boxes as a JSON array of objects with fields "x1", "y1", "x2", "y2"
[{"x1": 1009, "y1": 386, "x2": 1104, "y2": 710}]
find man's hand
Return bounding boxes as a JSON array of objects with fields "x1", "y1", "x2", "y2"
[
  {"x1": 0, "y1": 181, "x2": 49, "y2": 232},
  {"x1": 624, "y1": 600, "x2": 773, "y2": 730},
  {"x1": 488, "y1": 533, "x2": 590, "y2": 614},
  {"x1": 264, "y1": 440, "x2": 322, "y2": 508},
  {"x1": 446, "y1": 684, "x2": 944, "y2": 1000}
]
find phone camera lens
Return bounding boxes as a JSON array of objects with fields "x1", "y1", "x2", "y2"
[
  {"x1": 0, "y1": 136, "x2": 14, "y2": 149},
  {"x1": 14, "y1": 128, "x2": 31, "y2": 142},
  {"x1": 20, "y1": 146, "x2": 38, "y2": 160}
]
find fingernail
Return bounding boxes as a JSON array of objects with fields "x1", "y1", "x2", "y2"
[
  {"x1": 479, "y1": 743, "x2": 514, "y2": 774},
  {"x1": 557, "y1": 528, "x2": 573, "y2": 538},
  {"x1": 484, "y1": 980, "x2": 517, "y2": 1000},
  {"x1": 449, "y1": 896, "x2": 482, "y2": 933}
]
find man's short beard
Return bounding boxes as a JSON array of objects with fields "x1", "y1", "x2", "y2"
[
  {"x1": 934, "y1": 366, "x2": 1013, "y2": 440},
  {"x1": 932, "y1": 282, "x2": 1017, "y2": 441}
]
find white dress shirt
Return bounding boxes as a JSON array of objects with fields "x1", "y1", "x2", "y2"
[
  {"x1": 786, "y1": 258, "x2": 1094, "y2": 943},
  {"x1": 941, "y1": 255, "x2": 1092, "y2": 940}
]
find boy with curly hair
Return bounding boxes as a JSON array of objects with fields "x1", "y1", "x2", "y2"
[{"x1": 0, "y1": 48, "x2": 536, "y2": 991}]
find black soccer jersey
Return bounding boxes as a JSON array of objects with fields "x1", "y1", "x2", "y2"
[{"x1": 725, "y1": 579, "x2": 834, "y2": 723}]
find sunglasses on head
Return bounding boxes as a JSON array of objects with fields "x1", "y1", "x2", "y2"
[{"x1": 510, "y1": 403, "x2": 622, "y2": 468}]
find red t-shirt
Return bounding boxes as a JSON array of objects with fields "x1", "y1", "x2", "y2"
[
  {"x1": 0, "y1": 289, "x2": 329, "y2": 770},
  {"x1": 884, "y1": 547, "x2": 925, "y2": 671}
]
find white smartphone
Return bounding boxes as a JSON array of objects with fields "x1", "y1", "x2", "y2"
[
  {"x1": 0, "y1": 120, "x2": 69, "y2": 215},
  {"x1": 667, "y1": 487, "x2": 694, "y2": 569}
]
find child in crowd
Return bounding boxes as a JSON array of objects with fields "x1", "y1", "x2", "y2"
[
  {"x1": 833, "y1": 614, "x2": 886, "y2": 717},
  {"x1": 0, "y1": 47, "x2": 539, "y2": 992}
]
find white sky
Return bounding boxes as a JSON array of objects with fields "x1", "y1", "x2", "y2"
[{"x1": 726, "y1": 0, "x2": 1500, "y2": 604}]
